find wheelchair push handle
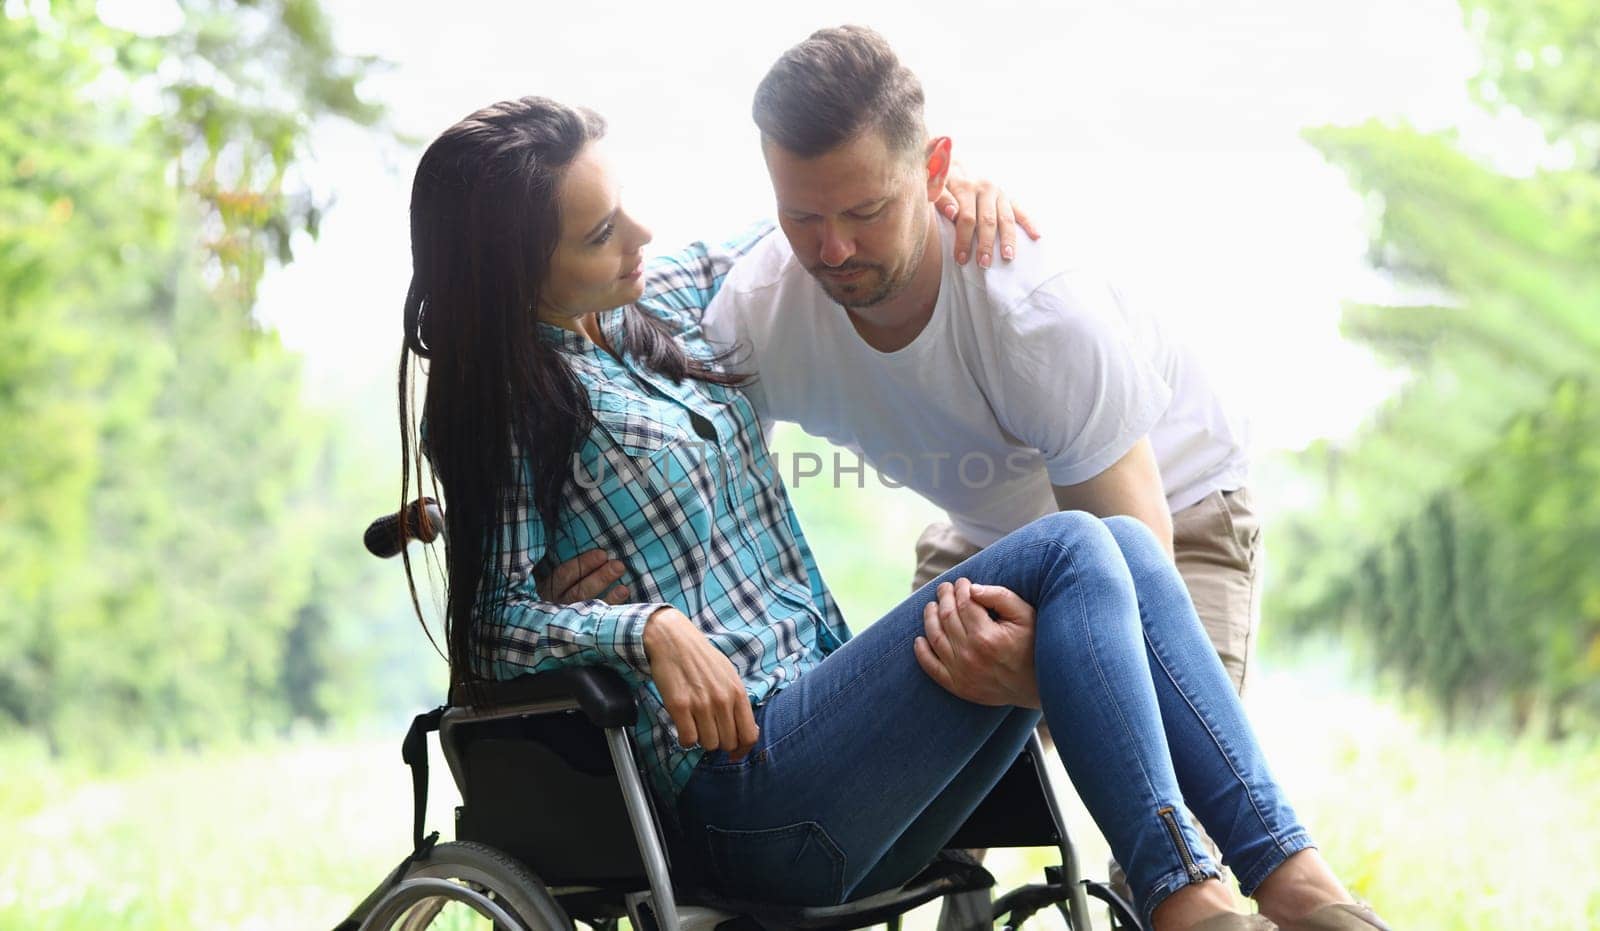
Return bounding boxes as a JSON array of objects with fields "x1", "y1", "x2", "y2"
[{"x1": 364, "y1": 497, "x2": 444, "y2": 558}]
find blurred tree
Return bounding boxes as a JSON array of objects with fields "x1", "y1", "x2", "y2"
[
  {"x1": 1465, "y1": 0, "x2": 1600, "y2": 169},
  {"x1": 0, "y1": 0, "x2": 398, "y2": 758},
  {"x1": 1274, "y1": 0, "x2": 1600, "y2": 735}
]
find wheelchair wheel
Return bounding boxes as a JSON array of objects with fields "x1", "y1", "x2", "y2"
[
  {"x1": 362, "y1": 841, "x2": 573, "y2": 931},
  {"x1": 996, "y1": 878, "x2": 1143, "y2": 931},
  {"x1": 1079, "y1": 880, "x2": 1140, "y2": 930}
]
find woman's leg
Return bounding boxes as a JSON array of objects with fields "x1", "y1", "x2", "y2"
[
  {"x1": 675, "y1": 510, "x2": 1222, "y2": 919},
  {"x1": 846, "y1": 706, "x2": 1040, "y2": 898},
  {"x1": 1099, "y1": 516, "x2": 1338, "y2": 924},
  {"x1": 1013, "y1": 515, "x2": 1233, "y2": 926},
  {"x1": 673, "y1": 552, "x2": 1044, "y2": 906}
]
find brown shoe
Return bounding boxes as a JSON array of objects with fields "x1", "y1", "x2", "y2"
[
  {"x1": 1280, "y1": 902, "x2": 1392, "y2": 931},
  {"x1": 1191, "y1": 914, "x2": 1278, "y2": 930}
]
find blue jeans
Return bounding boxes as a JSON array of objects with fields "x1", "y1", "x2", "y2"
[{"x1": 672, "y1": 512, "x2": 1313, "y2": 926}]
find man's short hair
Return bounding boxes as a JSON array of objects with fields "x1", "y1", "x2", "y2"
[{"x1": 753, "y1": 25, "x2": 926, "y2": 160}]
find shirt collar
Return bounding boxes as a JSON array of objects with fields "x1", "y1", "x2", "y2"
[{"x1": 536, "y1": 305, "x2": 630, "y2": 363}]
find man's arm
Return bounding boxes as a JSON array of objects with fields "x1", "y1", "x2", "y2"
[
  {"x1": 986, "y1": 276, "x2": 1173, "y2": 553},
  {"x1": 1050, "y1": 437, "x2": 1174, "y2": 557}
]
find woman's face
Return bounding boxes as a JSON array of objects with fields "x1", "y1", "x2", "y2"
[{"x1": 538, "y1": 142, "x2": 653, "y2": 327}]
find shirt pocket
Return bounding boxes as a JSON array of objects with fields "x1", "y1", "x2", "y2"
[
  {"x1": 591, "y1": 387, "x2": 680, "y2": 458},
  {"x1": 586, "y1": 387, "x2": 717, "y2": 516}
]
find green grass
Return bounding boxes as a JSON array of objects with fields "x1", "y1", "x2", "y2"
[
  {"x1": 0, "y1": 729, "x2": 416, "y2": 930},
  {"x1": 3, "y1": 660, "x2": 1596, "y2": 930},
  {"x1": 1237, "y1": 659, "x2": 1600, "y2": 930}
]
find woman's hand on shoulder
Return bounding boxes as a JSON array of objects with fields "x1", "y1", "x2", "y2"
[
  {"x1": 935, "y1": 159, "x2": 1041, "y2": 269},
  {"x1": 644, "y1": 606, "x2": 760, "y2": 761}
]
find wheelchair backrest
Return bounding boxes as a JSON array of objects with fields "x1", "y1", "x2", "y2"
[{"x1": 443, "y1": 707, "x2": 652, "y2": 888}]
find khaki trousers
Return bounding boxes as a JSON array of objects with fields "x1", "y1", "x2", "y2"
[{"x1": 910, "y1": 487, "x2": 1263, "y2": 696}]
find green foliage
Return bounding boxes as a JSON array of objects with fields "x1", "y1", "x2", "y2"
[
  {"x1": 1274, "y1": 0, "x2": 1600, "y2": 734},
  {"x1": 152, "y1": 0, "x2": 385, "y2": 298},
  {"x1": 0, "y1": 2, "x2": 401, "y2": 760},
  {"x1": 1464, "y1": 0, "x2": 1600, "y2": 166}
]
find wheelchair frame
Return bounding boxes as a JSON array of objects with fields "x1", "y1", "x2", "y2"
[
  {"x1": 340, "y1": 499, "x2": 1141, "y2": 931},
  {"x1": 438, "y1": 683, "x2": 687, "y2": 928}
]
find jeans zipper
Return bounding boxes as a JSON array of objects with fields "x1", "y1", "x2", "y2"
[{"x1": 1158, "y1": 806, "x2": 1207, "y2": 883}]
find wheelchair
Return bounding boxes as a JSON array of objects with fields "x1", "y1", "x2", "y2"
[{"x1": 335, "y1": 499, "x2": 1143, "y2": 931}]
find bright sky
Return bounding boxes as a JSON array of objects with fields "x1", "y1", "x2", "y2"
[{"x1": 208, "y1": 0, "x2": 1541, "y2": 453}]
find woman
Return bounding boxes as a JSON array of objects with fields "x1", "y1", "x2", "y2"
[{"x1": 399, "y1": 96, "x2": 1391, "y2": 931}]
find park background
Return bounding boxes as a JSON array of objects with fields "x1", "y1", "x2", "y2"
[{"x1": 3, "y1": 0, "x2": 1598, "y2": 927}]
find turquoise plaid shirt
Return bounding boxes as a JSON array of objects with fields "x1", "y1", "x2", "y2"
[{"x1": 474, "y1": 224, "x2": 851, "y2": 800}]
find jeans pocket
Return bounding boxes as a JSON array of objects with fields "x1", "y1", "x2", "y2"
[{"x1": 704, "y1": 820, "x2": 846, "y2": 906}]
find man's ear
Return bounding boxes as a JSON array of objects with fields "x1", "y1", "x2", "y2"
[{"x1": 924, "y1": 136, "x2": 953, "y2": 199}]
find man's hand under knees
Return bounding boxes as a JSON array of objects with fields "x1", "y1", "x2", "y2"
[{"x1": 914, "y1": 578, "x2": 1041, "y2": 708}]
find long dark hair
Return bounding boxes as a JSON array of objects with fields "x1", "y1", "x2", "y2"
[{"x1": 397, "y1": 96, "x2": 743, "y2": 699}]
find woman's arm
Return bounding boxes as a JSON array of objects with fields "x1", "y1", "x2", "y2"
[
  {"x1": 527, "y1": 550, "x2": 760, "y2": 760},
  {"x1": 501, "y1": 471, "x2": 759, "y2": 760},
  {"x1": 640, "y1": 169, "x2": 1042, "y2": 333},
  {"x1": 494, "y1": 582, "x2": 760, "y2": 760},
  {"x1": 641, "y1": 606, "x2": 761, "y2": 761},
  {"x1": 477, "y1": 476, "x2": 675, "y2": 680},
  {"x1": 635, "y1": 222, "x2": 775, "y2": 331}
]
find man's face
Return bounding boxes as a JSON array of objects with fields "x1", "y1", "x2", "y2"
[{"x1": 764, "y1": 131, "x2": 933, "y2": 309}]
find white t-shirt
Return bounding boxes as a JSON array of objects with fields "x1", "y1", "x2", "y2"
[{"x1": 702, "y1": 220, "x2": 1249, "y2": 547}]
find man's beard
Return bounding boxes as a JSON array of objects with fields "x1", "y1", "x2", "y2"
[
  {"x1": 811, "y1": 261, "x2": 896, "y2": 308},
  {"x1": 809, "y1": 213, "x2": 928, "y2": 308}
]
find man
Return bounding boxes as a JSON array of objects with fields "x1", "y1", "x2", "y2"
[
  {"x1": 711, "y1": 24, "x2": 1257, "y2": 692},
  {"x1": 547, "y1": 23, "x2": 1259, "y2": 923}
]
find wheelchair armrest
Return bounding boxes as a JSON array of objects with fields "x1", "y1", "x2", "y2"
[{"x1": 453, "y1": 667, "x2": 638, "y2": 728}]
